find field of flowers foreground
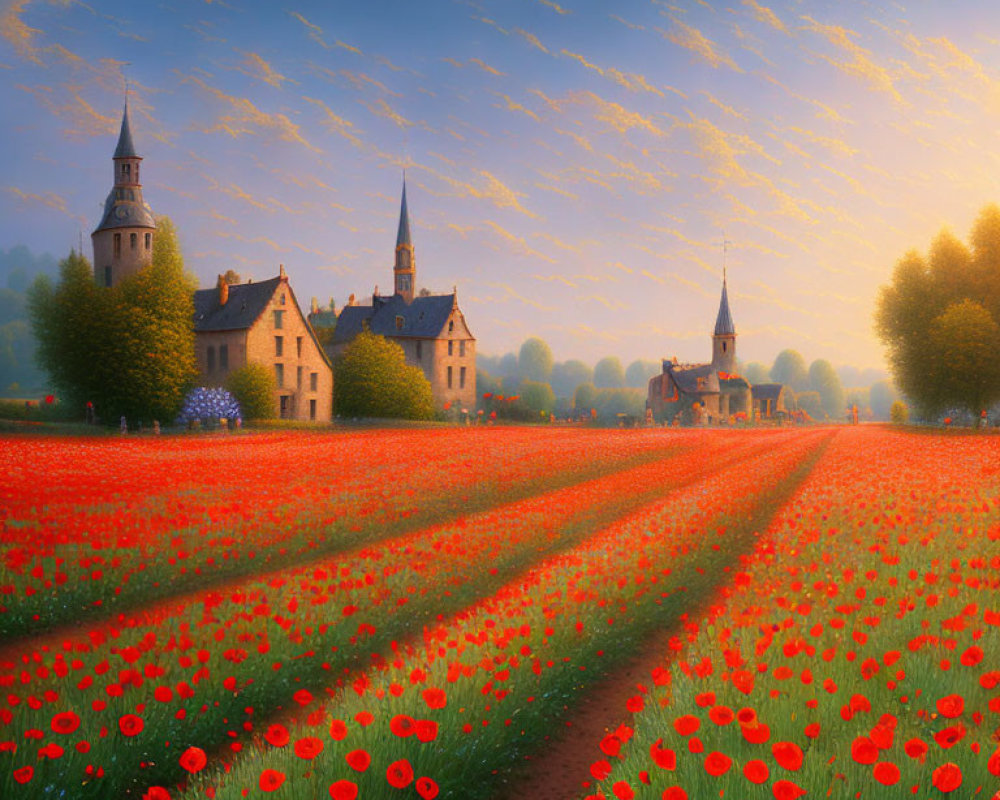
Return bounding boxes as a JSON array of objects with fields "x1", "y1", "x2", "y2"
[{"x1": 1, "y1": 426, "x2": 997, "y2": 799}]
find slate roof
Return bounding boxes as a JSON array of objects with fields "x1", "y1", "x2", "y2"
[
  {"x1": 308, "y1": 309, "x2": 338, "y2": 329},
  {"x1": 396, "y1": 182, "x2": 411, "y2": 248},
  {"x1": 714, "y1": 278, "x2": 735, "y2": 336},
  {"x1": 666, "y1": 363, "x2": 719, "y2": 395},
  {"x1": 332, "y1": 292, "x2": 455, "y2": 343},
  {"x1": 193, "y1": 277, "x2": 282, "y2": 332},
  {"x1": 751, "y1": 383, "x2": 785, "y2": 401},
  {"x1": 94, "y1": 190, "x2": 156, "y2": 232},
  {"x1": 114, "y1": 103, "x2": 139, "y2": 159}
]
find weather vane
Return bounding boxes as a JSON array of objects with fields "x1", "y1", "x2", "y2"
[{"x1": 721, "y1": 229, "x2": 733, "y2": 283}]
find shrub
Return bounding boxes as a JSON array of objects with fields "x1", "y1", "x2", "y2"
[
  {"x1": 176, "y1": 387, "x2": 241, "y2": 425},
  {"x1": 890, "y1": 401, "x2": 908, "y2": 425},
  {"x1": 225, "y1": 363, "x2": 276, "y2": 420}
]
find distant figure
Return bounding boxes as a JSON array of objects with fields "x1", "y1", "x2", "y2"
[
  {"x1": 120, "y1": 416, "x2": 127, "y2": 435},
  {"x1": 981, "y1": 409, "x2": 988, "y2": 428},
  {"x1": 153, "y1": 420, "x2": 160, "y2": 435},
  {"x1": 86, "y1": 402, "x2": 94, "y2": 425},
  {"x1": 235, "y1": 417, "x2": 242, "y2": 430},
  {"x1": 852, "y1": 404, "x2": 859, "y2": 426}
]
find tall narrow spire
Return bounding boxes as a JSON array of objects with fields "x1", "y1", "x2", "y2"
[
  {"x1": 714, "y1": 276, "x2": 735, "y2": 336},
  {"x1": 113, "y1": 102, "x2": 138, "y2": 159},
  {"x1": 396, "y1": 177, "x2": 411, "y2": 248}
]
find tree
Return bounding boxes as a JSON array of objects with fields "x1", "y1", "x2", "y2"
[
  {"x1": 222, "y1": 269, "x2": 241, "y2": 285},
  {"x1": 795, "y1": 390, "x2": 823, "y2": 421},
  {"x1": 593, "y1": 356, "x2": 625, "y2": 388},
  {"x1": 550, "y1": 359, "x2": 593, "y2": 397},
  {"x1": 625, "y1": 359, "x2": 659, "y2": 388},
  {"x1": 924, "y1": 300, "x2": 1000, "y2": 416},
  {"x1": 334, "y1": 330, "x2": 433, "y2": 419},
  {"x1": 869, "y1": 380, "x2": 897, "y2": 421},
  {"x1": 518, "y1": 337, "x2": 554, "y2": 382},
  {"x1": 890, "y1": 401, "x2": 908, "y2": 424},
  {"x1": 497, "y1": 352, "x2": 519, "y2": 377},
  {"x1": 518, "y1": 379, "x2": 555, "y2": 415},
  {"x1": 573, "y1": 382, "x2": 597, "y2": 414},
  {"x1": 808, "y1": 359, "x2": 845, "y2": 419},
  {"x1": 876, "y1": 207, "x2": 1000, "y2": 416},
  {"x1": 225, "y1": 362, "x2": 276, "y2": 420},
  {"x1": 28, "y1": 219, "x2": 199, "y2": 424},
  {"x1": 770, "y1": 350, "x2": 808, "y2": 390},
  {"x1": 743, "y1": 361, "x2": 769, "y2": 385}
]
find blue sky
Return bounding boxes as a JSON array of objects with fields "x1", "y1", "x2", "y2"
[{"x1": 3, "y1": 0, "x2": 1000, "y2": 370}]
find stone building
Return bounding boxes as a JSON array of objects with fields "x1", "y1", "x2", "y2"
[
  {"x1": 329, "y1": 182, "x2": 476, "y2": 412},
  {"x1": 193, "y1": 265, "x2": 334, "y2": 422},
  {"x1": 647, "y1": 275, "x2": 753, "y2": 424},
  {"x1": 92, "y1": 103, "x2": 156, "y2": 288}
]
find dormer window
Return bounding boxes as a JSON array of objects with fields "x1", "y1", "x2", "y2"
[
  {"x1": 395, "y1": 315, "x2": 404, "y2": 331},
  {"x1": 448, "y1": 320, "x2": 454, "y2": 333}
]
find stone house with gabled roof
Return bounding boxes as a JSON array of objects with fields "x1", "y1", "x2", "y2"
[
  {"x1": 327, "y1": 182, "x2": 476, "y2": 412},
  {"x1": 193, "y1": 265, "x2": 333, "y2": 422}
]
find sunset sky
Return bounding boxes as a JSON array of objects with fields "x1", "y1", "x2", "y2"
[{"x1": 3, "y1": 0, "x2": 1000, "y2": 371}]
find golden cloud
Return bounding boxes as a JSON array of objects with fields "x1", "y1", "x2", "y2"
[
  {"x1": 800, "y1": 15, "x2": 902, "y2": 102},
  {"x1": 4, "y1": 185, "x2": 84, "y2": 224},
  {"x1": 514, "y1": 28, "x2": 549, "y2": 53},
  {"x1": 483, "y1": 220, "x2": 555, "y2": 263},
  {"x1": 235, "y1": 51, "x2": 296, "y2": 88},
  {"x1": 495, "y1": 93, "x2": 540, "y2": 121},
  {"x1": 303, "y1": 96, "x2": 364, "y2": 147},
  {"x1": 565, "y1": 90, "x2": 667, "y2": 136},
  {"x1": 1, "y1": 0, "x2": 42, "y2": 64},
  {"x1": 741, "y1": 0, "x2": 787, "y2": 33},
  {"x1": 664, "y1": 17, "x2": 742, "y2": 72}
]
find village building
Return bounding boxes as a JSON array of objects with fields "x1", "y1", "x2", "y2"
[
  {"x1": 193, "y1": 266, "x2": 334, "y2": 422},
  {"x1": 92, "y1": 103, "x2": 156, "y2": 288},
  {"x1": 328, "y1": 182, "x2": 476, "y2": 412},
  {"x1": 647, "y1": 274, "x2": 788, "y2": 424}
]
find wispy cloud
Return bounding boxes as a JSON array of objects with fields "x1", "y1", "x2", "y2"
[
  {"x1": 1, "y1": 0, "x2": 42, "y2": 64},
  {"x1": 560, "y1": 49, "x2": 668, "y2": 98},
  {"x1": 4, "y1": 185, "x2": 85, "y2": 224},
  {"x1": 741, "y1": 0, "x2": 787, "y2": 34},
  {"x1": 514, "y1": 28, "x2": 549, "y2": 53},
  {"x1": 483, "y1": 220, "x2": 556, "y2": 263},
  {"x1": 287, "y1": 10, "x2": 361, "y2": 54},
  {"x1": 800, "y1": 15, "x2": 902, "y2": 102},
  {"x1": 564, "y1": 90, "x2": 667, "y2": 136},
  {"x1": 234, "y1": 51, "x2": 296, "y2": 88},
  {"x1": 495, "y1": 93, "x2": 540, "y2": 122},
  {"x1": 663, "y1": 17, "x2": 742, "y2": 72},
  {"x1": 537, "y1": 0, "x2": 571, "y2": 15},
  {"x1": 19, "y1": 83, "x2": 118, "y2": 138}
]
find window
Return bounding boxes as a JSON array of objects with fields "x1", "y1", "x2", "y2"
[
  {"x1": 135, "y1": 165, "x2": 139, "y2": 183},
  {"x1": 297, "y1": 366, "x2": 303, "y2": 389},
  {"x1": 460, "y1": 366, "x2": 466, "y2": 389},
  {"x1": 416, "y1": 341, "x2": 422, "y2": 360},
  {"x1": 395, "y1": 315, "x2": 404, "y2": 331},
  {"x1": 722, "y1": 341, "x2": 727, "y2": 353},
  {"x1": 122, "y1": 163, "x2": 131, "y2": 180},
  {"x1": 296, "y1": 336, "x2": 303, "y2": 358},
  {"x1": 207, "y1": 346, "x2": 215, "y2": 373},
  {"x1": 275, "y1": 363, "x2": 284, "y2": 387},
  {"x1": 447, "y1": 366, "x2": 453, "y2": 389},
  {"x1": 275, "y1": 336, "x2": 283, "y2": 357},
  {"x1": 145, "y1": 233, "x2": 151, "y2": 250},
  {"x1": 273, "y1": 310, "x2": 284, "y2": 329},
  {"x1": 309, "y1": 399, "x2": 317, "y2": 420},
  {"x1": 459, "y1": 340, "x2": 466, "y2": 357},
  {"x1": 113, "y1": 233, "x2": 121, "y2": 258},
  {"x1": 130, "y1": 232, "x2": 137, "y2": 250},
  {"x1": 279, "y1": 395, "x2": 289, "y2": 418},
  {"x1": 397, "y1": 273, "x2": 411, "y2": 292},
  {"x1": 310, "y1": 372, "x2": 318, "y2": 391},
  {"x1": 448, "y1": 340, "x2": 453, "y2": 356},
  {"x1": 220, "y1": 344, "x2": 228, "y2": 370},
  {"x1": 448, "y1": 320, "x2": 454, "y2": 332},
  {"x1": 280, "y1": 293, "x2": 286, "y2": 305},
  {"x1": 104, "y1": 266, "x2": 112, "y2": 287}
]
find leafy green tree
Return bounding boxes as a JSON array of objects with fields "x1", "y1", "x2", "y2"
[
  {"x1": 869, "y1": 380, "x2": 898, "y2": 420},
  {"x1": 770, "y1": 349, "x2": 808, "y2": 390},
  {"x1": 890, "y1": 401, "x2": 908, "y2": 424},
  {"x1": 877, "y1": 207, "x2": 1000, "y2": 416},
  {"x1": 924, "y1": 300, "x2": 1000, "y2": 416},
  {"x1": 334, "y1": 330, "x2": 433, "y2": 419},
  {"x1": 593, "y1": 356, "x2": 625, "y2": 388},
  {"x1": 518, "y1": 379, "x2": 555, "y2": 415},
  {"x1": 574, "y1": 381, "x2": 597, "y2": 413},
  {"x1": 222, "y1": 269, "x2": 241, "y2": 285},
  {"x1": 225, "y1": 362, "x2": 276, "y2": 420},
  {"x1": 808, "y1": 359, "x2": 845, "y2": 419},
  {"x1": 625, "y1": 358, "x2": 659, "y2": 388},
  {"x1": 28, "y1": 220, "x2": 199, "y2": 424},
  {"x1": 593, "y1": 387, "x2": 645, "y2": 420},
  {"x1": 743, "y1": 361, "x2": 769, "y2": 384},
  {"x1": 550, "y1": 359, "x2": 593, "y2": 397},
  {"x1": 518, "y1": 337, "x2": 554, "y2": 382},
  {"x1": 795, "y1": 390, "x2": 823, "y2": 421},
  {"x1": 477, "y1": 369, "x2": 501, "y2": 402},
  {"x1": 498, "y1": 352, "x2": 519, "y2": 377}
]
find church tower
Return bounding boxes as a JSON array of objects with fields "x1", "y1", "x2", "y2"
[
  {"x1": 92, "y1": 102, "x2": 156, "y2": 287},
  {"x1": 393, "y1": 179, "x2": 415, "y2": 303},
  {"x1": 711, "y1": 273, "x2": 736, "y2": 374}
]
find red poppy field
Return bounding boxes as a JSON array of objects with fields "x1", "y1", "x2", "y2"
[{"x1": 1, "y1": 426, "x2": 998, "y2": 799}]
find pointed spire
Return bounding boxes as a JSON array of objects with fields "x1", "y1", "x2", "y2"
[
  {"x1": 714, "y1": 275, "x2": 735, "y2": 336},
  {"x1": 113, "y1": 102, "x2": 139, "y2": 159},
  {"x1": 396, "y1": 176, "x2": 412, "y2": 248}
]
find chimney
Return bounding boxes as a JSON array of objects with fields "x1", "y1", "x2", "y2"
[
  {"x1": 279, "y1": 263, "x2": 287, "y2": 280},
  {"x1": 348, "y1": 293, "x2": 356, "y2": 306},
  {"x1": 329, "y1": 297, "x2": 336, "y2": 313},
  {"x1": 218, "y1": 274, "x2": 229, "y2": 306},
  {"x1": 311, "y1": 296, "x2": 319, "y2": 314}
]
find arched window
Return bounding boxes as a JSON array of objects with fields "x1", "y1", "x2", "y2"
[{"x1": 130, "y1": 233, "x2": 137, "y2": 250}]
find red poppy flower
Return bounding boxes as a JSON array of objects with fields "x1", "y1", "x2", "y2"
[
  {"x1": 851, "y1": 736, "x2": 878, "y2": 764},
  {"x1": 354, "y1": 711, "x2": 374, "y2": 727},
  {"x1": 804, "y1": 722, "x2": 820, "y2": 738},
  {"x1": 329, "y1": 719, "x2": 348, "y2": 740},
  {"x1": 390, "y1": 715, "x2": 415, "y2": 738},
  {"x1": 873, "y1": 761, "x2": 900, "y2": 785},
  {"x1": 265, "y1": 723, "x2": 289, "y2": 747},
  {"x1": 119, "y1": 714, "x2": 144, "y2": 737},
  {"x1": 386, "y1": 759, "x2": 414, "y2": 789},
  {"x1": 731, "y1": 670, "x2": 755, "y2": 695},
  {"x1": 600, "y1": 733, "x2": 622, "y2": 757},
  {"x1": 627, "y1": 695, "x2": 645, "y2": 713},
  {"x1": 51, "y1": 711, "x2": 81, "y2": 735},
  {"x1": 293, "y1": 689, "x2": 313, "y2": 706},
  {"x1": 934, "y1": 724, "x2": 965, "y2": 749},
  {"x1": 346, "y1": 749, "x2": 370, "y2": 772},
  {"x1": 613, "y1": 781, "x2": 634, "y2": 799},
  {"x1": 709, "y1": 706, "x2": 734, "y2": 726},
  {"x1": 179, "y1": 746, "x2": 207, "y2": 773},
  {"x1": 674, "y1": 715, "x2": 700, "y2": 736},
  {"x1": 772, "y1": 741, "x2": 803, "y2": 771},
  {"x1": 329, "y1": 780, "x2": 358, "y2": 800},
  {"x1": 662, "y1": 788, "x2": 688, "y2": 800},
  {"x1": 143, "y1": 787, "x2": 171, "y2": 800},
  {"x1": 932, "y1": 762, "x2": 962, "y2": 792},
  {"x1": 591, "y1": 760, "x2": 612, "y2": 781},
  {"x1": 743, "y1": 759, "x2": 769, "y2": 784},
  {"x1": 904, "y1": 738, "x2": 928, "y2": 759},
  {"x1": 422, "y1": 687, "x2": 447, "y2": 709},
  {"x1": 704, "y1": 751, "x2": 732, "y2": 776},
  {"x1": 38, "y1": 743, "x2": 64, "y2": 759},
  {"x1": 415, "y1": 776, "x2": 439, "y2": 800},
  {"x1": 936, "y1": 694, "x2": 964, "y2": 718},
  {"x1": 989, "y1": 747, "x2": 1000, "y2": 777},
  {"x1": 742, "y1": 722, "x2": 770, "y2": 744},
  {"x1": 259, "y1": 769, "x2": 286, "y2": 792},
  {"x1": 772, "y1": 779, "x2": 807, "y2": 799},
  {"x1": 294, "y1": 736, "x2": 324, "y2": 760},
  {"x1": 414, "y1": 719, "x2": 439, "y2": 742},
  {"x1": 13, "y1": 765, "x2": 33, "y2": 784}
]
